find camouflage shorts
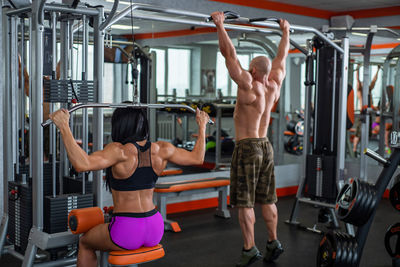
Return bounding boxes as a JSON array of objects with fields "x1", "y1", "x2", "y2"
[{"x1": 230, "y1": 137, "x2": 277, "y2": 208}]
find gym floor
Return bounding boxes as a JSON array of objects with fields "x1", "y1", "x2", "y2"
[{"x1": 1, "y1": 195, "x2": 395, "y2": 267}]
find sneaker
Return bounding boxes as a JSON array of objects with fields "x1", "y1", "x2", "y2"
[
  {"x1": 264, "y1": 240, "x2": 284, "y2": 262},
  {"x1": 236, "y1": 246, "x2": 262, "y2": 267}
]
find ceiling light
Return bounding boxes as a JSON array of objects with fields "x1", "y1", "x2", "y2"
[
  {"x1": 106, "y1": 0, "x2": 132, "y2": 5},
  {"x1": 111, "y1": 24, "x2": 140, "y2": 30},
  {"x1": 351, "y1": 32, "x2": 368, "y2": 37}
]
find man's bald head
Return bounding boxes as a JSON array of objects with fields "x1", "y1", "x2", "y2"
[{"x1": 249, "y1": 56, "x2": 271, "y2": 80}]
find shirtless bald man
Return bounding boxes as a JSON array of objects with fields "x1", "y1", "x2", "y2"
[{"x1": 211, "y1": 12, "x2": 290, "y2": 267}]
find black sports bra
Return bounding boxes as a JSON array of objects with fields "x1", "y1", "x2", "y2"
[{"x1": 110, "y1": 141, "x2": 159, "y2": 191}]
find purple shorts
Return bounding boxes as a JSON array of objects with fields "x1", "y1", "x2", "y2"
[{"x1": 108, "y1": 209, "x2": 164, "y2": 250}]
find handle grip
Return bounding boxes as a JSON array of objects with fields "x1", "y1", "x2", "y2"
[{"x1": 206, "y1": 11, "x2": 240, "y2": 22}]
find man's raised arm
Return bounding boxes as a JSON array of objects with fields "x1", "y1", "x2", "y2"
[
  {"x1": 211, "y1": 11, "x2": 251, "y2": 90},
  {"x1": 269, "y1": 20, "x2": 290, "y2": 93}
]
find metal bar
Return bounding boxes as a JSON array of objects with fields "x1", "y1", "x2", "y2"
[
  {"x1": 0, "y1": 6, "x2": 8, "y2": 255},
  {"x1": 327, "y1": 27, "x2": 399, "y2": 36},
  {"x1": 51, "y1": 11, "x2": 57, "y2": 198},
  {"x1": 3, "y1": 8, "x2": 13, "y2": 206},
  {"x1": 297, "y1": 198, "x2": 336, "y2": 208},
  {"x1": 252, "y1": 21, "x2": 344, "y2": 53},
  {"x1": 10, "y1": 16, "x2": 18, "y2": 177},
  {"x1": 330, "y1": 49, "x2": 337, "y2": 152},
  {"x1": 82, "y1": 14, "x2": 89, "y2": 194},
  {"x1": 3, "y1": 245, "x2": 24, "y2": 261},
  {"x1": 29, "y1": 15, "x2": 33, "y2": 178},
  {"x1": 215, "y1": 107, "x2": 222, "y2": 169},
  {"x1": 99, "y1": 0, "x2": 119, "y2": 31},
  {"x1": 131, "y1": 13, "x2": 276, "y2": 36},
  {"x1": 20, "y1": 17, "x2": 26, "y2": 163},
  {"x1": 42, "y1": 103, "x2": 214, "y2": 127},
  {"x1": 104, "y1": 2, "x2": 337, "y2": 54},
  {"x1": 6, "y1": 7, "x2": 32, "y2": 16},
  {"x1": 364, "y1": 148, "x2": 388, "y2": 165},
  {"x1": 44, "y1": 4, "x2": 99, "y2": 16},
  {"x1": 359, "y1": 33, "x2": 374, "y2": 181},
  {"x1": 93, "y1": 7, "x2": 105, "y2": 207},
  {"x1": 31, "y1": 0, "x2": 45, "y2": 230},
  {"x1": 336, "y1": 37, "x2": 349, "y2": 183},
  {"x1": 378, "y1": 60, "x2": 390, "y2": 155},
  {"x1": 59, "y1": 19, "x2": 69, "y2": 192},
  {"x1": 394, "y1": 58, "x2": 400, "y2": 131}
]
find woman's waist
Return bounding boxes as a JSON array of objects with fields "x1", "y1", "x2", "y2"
[{"x1": 112, "y1": 208, "x2": 158, "y2": 218}]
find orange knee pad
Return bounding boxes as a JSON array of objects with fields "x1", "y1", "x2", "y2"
[{"x1": 68, "y1": 207, "x2": 104, "y2": 234}]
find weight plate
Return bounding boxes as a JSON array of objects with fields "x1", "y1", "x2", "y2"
[
  {"x1": 317, "y1": 231, "x2": 338, "y2": 267},
  {"x1": 385, "y1": 222, "x2": 400, "y2": 258}
]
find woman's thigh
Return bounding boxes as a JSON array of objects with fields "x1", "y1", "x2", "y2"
[{"x1": 80, "y1": 223, "x2": 122, "y2": 251}]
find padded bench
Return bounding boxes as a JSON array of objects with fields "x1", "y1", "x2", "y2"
[
  {"x1": 68, "y1": 207, "x2": 165, "y2": 267},
  {"x1": 154, "y1": 177, "x2": 231, "y2": 232}
]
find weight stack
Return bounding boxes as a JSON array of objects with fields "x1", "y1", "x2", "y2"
[
  {"x1": 8, "y1": 181, "x2": 33, "y2": 253},
  {"x1": 306, "y1": 154, "x2": 337, "y2": 201},
  {"x1": 17, "y1": 162, "x2": 60, "y2": 196},
  {"x1": 63, "y1": 176, "x2": 93, "y2": 194},
  {"x1": 44, "y1": 193, "x2": 93, "y2": 234}
]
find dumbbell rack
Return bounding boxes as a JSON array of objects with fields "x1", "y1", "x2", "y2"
[{"x1": 317, "y1": 132, "x2": 400, "y2": 267}]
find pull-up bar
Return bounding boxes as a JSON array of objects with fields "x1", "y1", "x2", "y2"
[
  {"x1": 41, "y1": 103, "x2": 215, "y2": 127},
  {"x1": 101, "y1": 3, "x2": 343, "y2": 53}
]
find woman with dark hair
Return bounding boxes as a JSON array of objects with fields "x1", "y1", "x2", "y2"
[{"x1": 49, "y1": 107, "x2": 209, "y2": 267}]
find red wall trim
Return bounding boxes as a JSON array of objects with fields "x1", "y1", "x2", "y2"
[
  {"x1": 166, "y1": 185, "x2": 299, "y2": 214},
  {"x1": 165, "y1": 186, "x2": 391, "y2": 215}
]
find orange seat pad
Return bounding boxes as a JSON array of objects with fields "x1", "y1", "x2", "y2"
[
  {"x1": 155, "y1": 177, "x2": 230, "y2": 193},
  {"x1": 160, "y1": 168, "x2": 183, "y2": 176},
  {"x1": 108, "y1": 244, "x2": 165, "y2": 265}
]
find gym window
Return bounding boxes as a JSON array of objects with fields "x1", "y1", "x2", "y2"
[
  {"x1": 167, "y1": 48, "x2": 191, "y2": 97},
  {"x1": 150, "y1": 48, "x2": 166, "y2": 96},
  {"x1": 216, "y1": 52, "x2": 251, "y2": 97}
]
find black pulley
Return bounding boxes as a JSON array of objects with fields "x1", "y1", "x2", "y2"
[{"x1": 385, "y1": 222, "x2": 400, "y2": 258}]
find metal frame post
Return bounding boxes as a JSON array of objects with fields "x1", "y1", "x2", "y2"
[
  {"x1": 82, "y1": 14, "x2": 89, "y2": 193},
  {"x1": 215, "y1": 107, "x2": 222, "y2": 169},
  {"x1": 149, "y1": 51, "x2": 157, "y2": 142},
  {"x1": 59, "y1": 18, "x2": 69, "y2": 192},
  {"x1": 394, "y1": 58, "x2": 400, "y2": 131},
  {"x1": 359, "y1": 33, "x2": 374, "y2": 181},
  {"x1": 336, "y1": 37, "x2": 349, "y2": 183},
  {"x1": 23, "y1": 0, "x2": 45, "y2": 265},
  {"x1": 92, "y1": 7, "x2": 105, "y2": 206},
  {"x1": 287, "y1": 52, "x2": 313, "y2": 224},
  {"x1": 10, "y1": 16, "x2": 18, "y2": 178},
  {"x1": 378, "y1": 60, "x2": 390, "y2": 155},
  {"x1": 51, "y1": 11, "x2": 57, "y2": 197},
  {"x1": 19, "y1": 17, "x2": 26, "y2": 168},
  {"x1": 0, "y1": 7, "x2": 10, "y2": 257}
]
